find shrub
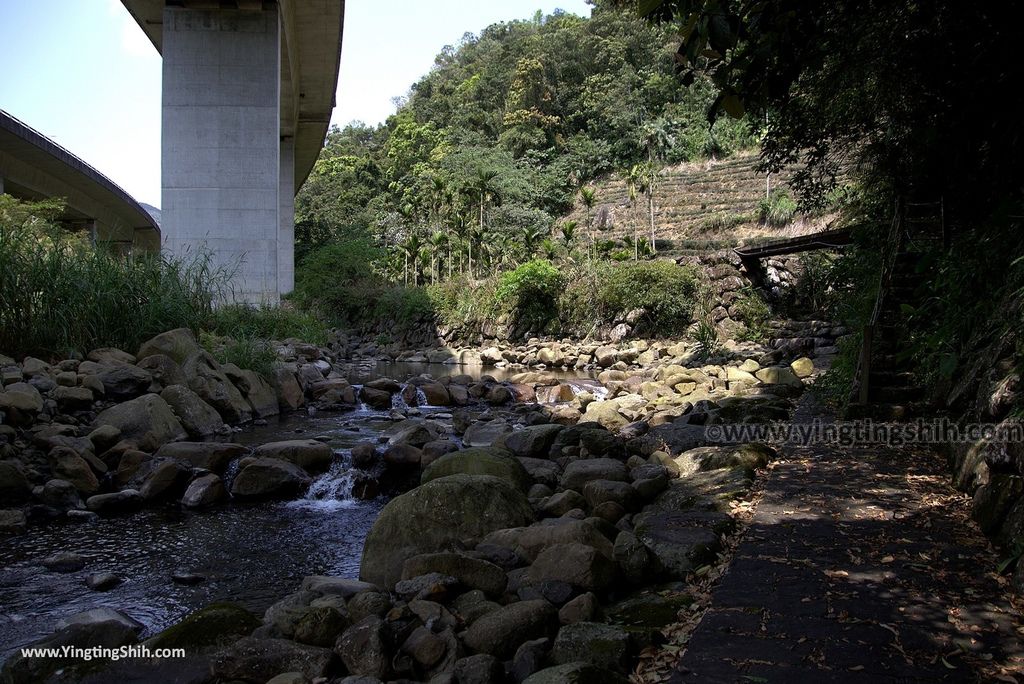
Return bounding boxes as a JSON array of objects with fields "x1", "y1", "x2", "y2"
[
  {"x1": 692, "y1": 287, "x2": 720, "y2": 358},
  {"x1": 732, "y1": 287, "x2": 772, "y2": 341},
  {"x1": 596, "y1": 261, "x2": 699, "y2": 336},
  {"x1": 0, "y1": 196, "x2": 225, "y2": 358},
  {"x1": 200, "y1": 332, "x2": 277, "y2": 376},
  {"x1": 208, "y1": 304, "x2": 329, "y2": 345},
  {"x1": 428, "y1": 276, "x2": 498, "y2": 332},
  {"x1": 290, "y1": 239, "x2": 387, "y2": 326},
  {"x1": 759, "y1": 189, "x2": 798, "y2": 227},
  {"x1": 496, "y1": 259, "x2": 564, "y2": 330}
]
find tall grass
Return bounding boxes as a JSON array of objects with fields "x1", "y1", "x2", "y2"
[{"x1": 0, "y1": 197, "x2": 227, "y2": 359}]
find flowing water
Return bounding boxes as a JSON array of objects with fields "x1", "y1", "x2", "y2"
[{"x1": 0, "y1": 363, "x2": 597, "y2": 662}]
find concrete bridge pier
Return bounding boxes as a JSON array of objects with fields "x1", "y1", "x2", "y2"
[{"x1": 161, "y1": 3, "x2": 286, "y2": 304}]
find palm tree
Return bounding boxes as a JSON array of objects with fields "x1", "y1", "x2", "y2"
[
  {"x1": 451, "y1": 213, "x2": 470, "y2": 275},
  {"x1": 540, "y1": 238, "x2": 559, "y2": 260},
  {"x1": 401, "y1": 234, "x2": 423, "y2": 286},
  {"x1": 469, "y1": 224, "x2": 487, "y2": 277},
  {"x1": 521, "y1": 226, "x2": 543, "y2": 259},
  {"x1": 559, "y1": 220, "x2": 577, "y2": 250},
  {"x1": 579, "y1": 187, "x2": 597, "y2": 258},
  {"x1": 639, "y1": 118, "x2": 674, "y2": 252},
  {"x1": 428, "y1": 231, "x2": 447, "y2": 284},
  {"x1": 471, "y1": 167, "x2": 500, "y2": 238},
  {"x1": 625, "y1": 166, "x2": 643, "y2": 261}
]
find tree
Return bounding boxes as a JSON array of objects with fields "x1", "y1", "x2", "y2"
[
  {"x1": 401, "y1": 234, "x2": 423, "y2": 286},
  {"x1": 560, "y1": 220, "x2": 578, "y2": 249},
  {"x1": 638, "y1": 117, "x2": 674, "y2": 251},
  {"x1": 428, "y1": 231, "x2": 447, "y2": 284},
  {"x1": 470, "y1": 168, "x2": 501, "y2": 275},
  {"x1": 579, "y1": 187, "x2": 597, "y2": 258},
  {"x1": 540, "y1": 237, "x2": 559, "y2": 260},
  {"x1": 521, "y1": 226, "x2": 543, "y2": 259}
]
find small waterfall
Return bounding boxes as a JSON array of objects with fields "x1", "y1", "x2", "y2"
[
  {"x1": 351, "y1": 385, "x2": 374, "y2": 414},
  {"x1": 567, "y1": 379, "x2": 608, "y2": 400},
  {"x1": 286, "y1": 452, "x2": 359, "y2": 512},
  {"x1": 392, "y1": 389, "x2": 410, "y2": 410},
  {"x1": 415, "y1": 387, "x2": 429, "y2": 407}
]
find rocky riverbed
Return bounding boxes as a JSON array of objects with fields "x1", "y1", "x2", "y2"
[{"x1": 0, "y1": 320, "x2": 840, "y2": 683}]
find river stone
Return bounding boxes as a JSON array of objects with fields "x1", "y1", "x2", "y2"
[
  {"x1": 583, "y1": 480, "x2": 638, "y2": 511},
  {"x1": 421, "y1": 447, "x2": 531, "y2": 491},
  {"x1": 39, "y1": 478, "x2": 83, "y2": 509},
  {"x1": 790, "y1": 357, "x2": 814, "y2": 378},
  {"x1": 504, "y1": 424, "x2": 565, "y2": 458},
  {"x1": 254, "y1": 439, "x2": 333, "y2": 474},
  {"x1": 155, "y1": 441, "x2": 247, "y2": 473},
  {"x1": 676, "y1": 443, "x2": 773, "y2": 477},
  {"x1": 454, "y1": 653, "x2": 504, "y2": 683},
  {"x1": 542, "y1": 490, "x2": 587, "y2": 517},
  {"x1": 96, "y1": 364, "x2": 152, "y2": 400},
  {"x1": 527, "y1": 543, "x2": 617, "y2": 592},
  {"x1": 211, "y1": 636, "x2": 334, "y2": 682},
  {"x1": 402, "y1": 552, "x2": 507, "y2": 597},
  {"x1": 360, "y1": 474, "x2": 534, "y2": 588},
  {"x1": 182, "y1": 351, "x2": 252, "y2": 424},
  {"x1": 581, "y1": 401, "x2": 630, "y2": 431},
  {"x1": 463, "y1": 599, "x2": 555, "y2": 658},
  {"x1": 229, "y1": 367, "x2": 281, "y2": 418},
  {"x1": 86, "y1": 489, "x2": 144, "y2": 513},
  {"x1": 613, "y1": 531, "x2": 655, "y2": 584},
  {"x1": 0, "y1": 510, "x2": 26, "y2": 536},
  {"x1": 139, "y1": 459, "x2": 192, "y2": 500},
  {"x1": 633, "y1": 511, "x2": 732, "y2": 576},
  {"x1": 0, "y1": 461, "x2": 31, "y2": 502},
  {"x1": 160, "y1": 384, "x2": 225, "y2": 437},
  {"x1": 462, "y1": 420, "x2": 513, "y2": 448},
  {"x1": 42, "y1": 551, "x2": 86, "y2": 572},
  {"x1": 137, "y1": 353, "x2": 188, "y2": 391},
  {"x1": 94, "y1": 394, "x2": 188, "y2": 452},
  {"x1": 48, "y1": 446, "x2": 100, "y2": 494},
  {"x1": 137, "y1": 328, "x2": 200, "y2": 364},
  {"x1": 524, "y1": 662, "x2": 627, "y2": 684},
  {"x1": 335, "y1": 615, "x2": 389, "y2": 678},
  {"x1": 301, "y1": 575, "x2": 379, "y2": 597},
  {"x1": 482, "y1": 518, "x2": 614, "y2": 562},
  {"x1": 383, "y1": 443, "x2": 423, "y2": 466},
  {"x1": 359, "y1": 386, "x2": 393, "y2": 410},
  {"x1": 57, "y1": 607, "x2": 145, "y2": 634},
  {"x1": 51, "y1": 385, "x2": 95, "y2": 411},
  {"x1": 293, "y1": 606, "x2": 350, "y2": 648},
  {"x1": 551, "y1": 622, "x2": 630, "y2": 671},
  {"x1": 754, "y1": 365, "x2": 804, "y2": 388},
  {"x1": 86, "y1": 572, "x2": 122, "y2": 591},
  {"x1": 272, "y1": 367, "x2": 306, "y2": 410},
  {"x1": 231, "y1": 458, "x2": 312, "y2": 500},
  {"x1": 182, "y1": 473, "x2": 225, "y2": 507},
  {"x1": 382, "y1": 419, "x2": 438, "y2": 447},
  {"x1": 560, "y1": 458, "x2": 628, "y2": 490},
  {"x1": 145, "y1": 602, "x2": 261, "y2": 654}
]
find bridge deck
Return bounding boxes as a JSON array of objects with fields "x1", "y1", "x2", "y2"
[{"x1": 734, "y1": 227, "x2": 853, "y2": 261}]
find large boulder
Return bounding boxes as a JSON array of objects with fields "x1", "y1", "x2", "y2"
[
  {"x1": 145, "y1": 602, "x2": 260, "y2": 653},
  {"x1": 271, "y1": 367, "x2": 305, "y2": 410},
  {"x1": 462, "y1": 599, "x2": 555, "y2": 658},
  {"x1": 136, "y1": 328, "x2": 200, "y2": 364},
  {"x1": 161, "y1": 384, "x2": 225, "y2": 437},
  {"x1": 560, "y1": 459, "x2": 629, "y2": 490},
  {"x1": 0, "y1": 461, "x2": 32, "y2": 502},
  {"x1": 181, "y1": 473, "x2": 226, "y2": 507},
  {"x1": 96, "y1": 364, "x2": 152, "y2": 400},
  {"x1": 527, "y1": 543, "x2": 618, "y2": 591},
  {"x1": 230, "y1": 458, "x2": 312, "y2": 500},
  {"x1": 47, "y1": 447, "x2": 100, "y2": 494},
  {"x1": 481, "y1": 519, "x2": 614, "y2": 563},
  {"x1": 181, "y1": 351, "x2": 252, "y2": 424},
  {"x1": 581, "y1": 402, "x2": 629, "y2": 431},
  {"x1": 523, "y1": 662, "x2": 628, "y2": 684},
  {"x1": 230, "y1": 367, "x2": 281, "y2": 418},
  {"x1": 154, "y1": 441, "x2": 247, "y2": 473},
  {"x1": 93, "y1": 394, "x2": 187, "y2": 452},
  {"x1": 136, "y1": 353, "x2": 187, "y2": 390},
  {"x1": 139, "y1": 459, "x2": 192, "y2": 500},
  {"x1": 551, "y1": 622, "x2": 630, "y2": 671},
  {"x1": 211, "y1": 636, "x2": 334, "y2": 682},
  {"x1": 633, "y1": 511, "x2": 732, "y2": 576},
  {"x1": 253, "y1": 440, "x2": 333, "y2": 473},
  {"x1": 463, "y1": 420, "x2": 513, "y2": 447},
  {"x1": 360, "y1": 474, "x2": 534, "y2": 588},
  {"x1": 421, "y1": 447, "x2": 531, "y2": 491},
  {"x1": 402, "y1": 552, "x2": 508, "y2": 597},
  {"x1": 503, "y1": 424, "x2": 565, "y2": 459}
]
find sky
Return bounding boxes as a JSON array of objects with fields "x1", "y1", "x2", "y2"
[{"x1": 0, "y1": 0, "x2": 593, "y2": 209}]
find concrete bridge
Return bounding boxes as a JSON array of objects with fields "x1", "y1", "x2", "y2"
[
  {"x1": 121, "y1": 0, "x2": 345, "y2": 303},
  {"x1": 0, "y1": 109, "x2": 160, "y2": 252}
]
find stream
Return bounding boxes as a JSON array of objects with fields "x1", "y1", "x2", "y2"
[{"x1": 0, "y1": 363, "x2": 601, "y2": 662}]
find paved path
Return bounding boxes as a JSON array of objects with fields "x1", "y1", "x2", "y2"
[{"x1": 672, "y1": 401, "x2": 1024, "y2": 683}]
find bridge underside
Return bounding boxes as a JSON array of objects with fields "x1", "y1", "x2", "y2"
[
  {"x1": 0, "y1": 110, "x2": 160, "y2": 252},
  {"x1": 122, "y1": 0, "x2": 343, "y2": 304}
]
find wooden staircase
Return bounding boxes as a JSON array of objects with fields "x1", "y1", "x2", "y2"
[{"x1": 848, "y1": 198, "x2": 945, "y2": 419}]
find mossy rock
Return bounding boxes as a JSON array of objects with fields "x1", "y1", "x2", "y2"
[
  {"x1": 606, "y1": 590, "x2": 693, "y2": 636},
  {"x1": 144, "y1": 602, "x2": 261, "y2": 653},
  {"x1": 420, "y1": 447, "x2": 531, "y2": 491}
]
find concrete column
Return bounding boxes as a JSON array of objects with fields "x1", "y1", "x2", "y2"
[
  {"x1": 278, "y1": 136, "x2": 295, "y2": 295},
  {"x1": 161, "y1": 4, "x2": 282, "y2": 304}
]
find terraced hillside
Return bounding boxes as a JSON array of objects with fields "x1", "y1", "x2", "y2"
[{"x1": 568, "y1": 151, "x2": 835, "y2": 253}]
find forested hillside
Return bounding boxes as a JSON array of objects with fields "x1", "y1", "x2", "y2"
[{"x1": 294, "y1": 0, "x2": 756, "y2": 287}]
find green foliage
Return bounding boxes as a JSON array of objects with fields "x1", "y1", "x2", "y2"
[
  {"x1": 207, "y1": 304, "x2": 329, "y2": 345},
  {"x1": 732, "y1": 288, "x2": 771, "y2": 341},
  {"x1": 496, "y1": 259, "x2": 565, "y2": 330},
  {"x1": 200, "y1": 332, "x2": 277, "y2": 377},
  {"x1": 691, "y1": 288, "x2": 720, "y2": 359},
  {"x1": 0, "y1": 196, "x2": 225, "y2": 358},
  {"x1": 290, "y1": 239, "x2": 386, "y2": 326},
  {"x1": 596, "y1": 260, "x2": 699, "y2": 335},
  {"x1": 759, "y1": 189, "x2": 798, "y2": 227}
]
